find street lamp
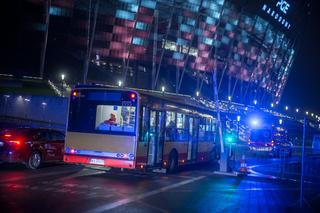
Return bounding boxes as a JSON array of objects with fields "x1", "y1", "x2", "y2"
[
  {"x1": 60, "y1": 74, "x2": 66, "y2": 97},
  {"x1": 271, "y1": 103, "x2": 274, "y2": 108},
  {"x1": 161, "y1": 86, "x2": 165, "y2": 93},
  {"x1": 311, "y1": 113, "x2": 314, "y2": 117},
  {"x1": 306, "y1": 111, "x2": 309, "y2": 115},
  {"x1": 228, "y1": 96, "x2": 231, "y2": 101},
  {"x1": 236, "y1": 115, "x2": 241, "y2": 142},
  {"x1": 118, "y1": 80, "x2": 122, "y2": 87},
  {"x1": 196, "y1": 91, "x2": 200, "y2": 97},
  {"x1": 279, "y1": 119, "x2": 283, "y2": 125},
  {"x1": 296, "y1": 108, "x2": 299, "y2": 113},
  {"x1": 41, "y1": 102, "x2": 47, "y2": 121},
  {"x1": 285, "y1": 106, "x2": 288, "y2": 111},
  {"x1": 254, "y1": 100, "x2": 257, "y2": 105}
]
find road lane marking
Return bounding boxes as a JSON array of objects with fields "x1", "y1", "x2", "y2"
[{"x1": 86, "y1": 175, "x2": 206, "y2": 213}]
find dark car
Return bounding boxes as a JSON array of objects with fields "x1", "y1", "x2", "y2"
[
  {"x1": 248, "y1": 127, "x2": 293, "y2": 157},
  {"x1": 0, "y1": 128, "x2": 65, "y2": 169}
]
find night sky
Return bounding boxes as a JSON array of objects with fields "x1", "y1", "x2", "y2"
[{"x1": 282, "y1": 1, "x2": 320, "y2": 113}]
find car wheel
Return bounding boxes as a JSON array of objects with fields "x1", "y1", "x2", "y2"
[
  {"x1": 27, "y1": 151, "x2": 42, "y2": 169},
  {"x1": 168, "y1": 151, "x2": 178, "y2": 174}
]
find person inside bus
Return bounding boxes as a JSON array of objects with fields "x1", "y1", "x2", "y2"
[
  {"x1": 103, "y1": 113, "x2": 117, "y2": 125},
  {"x1": 166, "y1": 120, "x2": 176, "y2": 141}
]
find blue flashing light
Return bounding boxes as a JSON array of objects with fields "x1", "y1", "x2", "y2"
[
  {"x1": 225, "y1": 133, "x2": 235, "y2": 144},
  {"x1": 250, "y1": 118, "x2": 260, "y2": 128}
]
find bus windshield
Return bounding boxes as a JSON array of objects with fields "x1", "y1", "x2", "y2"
[
  {"x1": 68, "y1": 89, "x2": 137, "y2": 135},
  {"x1": 250, "y1": 129, "x2": 272, "y2": 143}
]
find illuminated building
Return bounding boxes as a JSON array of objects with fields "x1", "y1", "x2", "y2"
[{"x1": 2, "y1": 0, "x2": 310, "y2": 105}]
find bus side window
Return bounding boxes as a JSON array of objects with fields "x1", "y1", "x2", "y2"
[
  {"x1": 165, "y1": 111, "x2": 176, "y2": 141},
  {"x1": 198, "y1": 118, "x2": 206, "y2": 141},
  {"x1": 139, "y1": 107, "x2": 149, "y2": 142},
  {"x1": 176, "y1": 113, "x2": 188, "y2": 141}
]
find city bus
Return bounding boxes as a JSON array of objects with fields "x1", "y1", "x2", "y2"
[{"x1": 64, "y1": 85, "x2": 217, "y2": 173}]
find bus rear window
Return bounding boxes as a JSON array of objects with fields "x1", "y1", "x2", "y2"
[
  {"x1": 95, "y1": 105, "x2": 136, "y2": 133},
  {"x1": 68, "y1": 90, "x2": 137, "y2": 135}
]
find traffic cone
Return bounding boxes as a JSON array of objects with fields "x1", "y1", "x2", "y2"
[{"x1": 239, "y1": 154, "x2": 248, "y2": 174}]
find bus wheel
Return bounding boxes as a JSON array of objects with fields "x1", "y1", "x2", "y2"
[{"x1": 168, "y1": 151, "x2": 178, "y2": 174}]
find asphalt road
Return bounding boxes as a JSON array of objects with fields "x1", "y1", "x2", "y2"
[{"x1": 0, "y1": 160, "x2": 319, "y2": 213}]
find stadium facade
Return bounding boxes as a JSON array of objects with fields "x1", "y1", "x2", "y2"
[{"x1": 2, "y1": 0, "x2": 310, "y2": 106}]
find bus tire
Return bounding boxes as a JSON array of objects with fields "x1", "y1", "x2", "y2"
[{"x1": 168, "y1": 151, "x2": 178, "y2": 174}]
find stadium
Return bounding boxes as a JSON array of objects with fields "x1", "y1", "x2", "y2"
[{"x1": 2, "y1": 0, "x2": 310, "y2": 106}]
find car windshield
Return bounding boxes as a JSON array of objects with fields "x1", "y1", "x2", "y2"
[{"x1": 250, "y1": 129, "x2": 272, "y2": 143}]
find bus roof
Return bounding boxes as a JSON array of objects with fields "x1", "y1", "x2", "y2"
[{"x1": 74, "y1": 84, "x2": 215, "y2": 114}]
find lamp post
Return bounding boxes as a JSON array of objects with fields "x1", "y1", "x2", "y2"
[
  {"x1": 61, "y1": 74, "x2": 65, "y2": 97},
  {"x1": 236, "y1": 115, "x2": 240, "y2": 142},
  {"x1": 42, "y1": 102, "x2": 47, "y2": 122},
  {"x1": 3, "y1": 95, "x2": 10, "y2": 115}
]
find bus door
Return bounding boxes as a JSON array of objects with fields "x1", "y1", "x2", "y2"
[
  {"x1": 147, "y1": 110, "x2": 165, "y2": 166},
  {"x1": 189, "y1": 117, "x2": 198, "y2": 161}
]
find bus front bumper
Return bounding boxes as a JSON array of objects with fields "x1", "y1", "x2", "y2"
[{"x1": 64, "y1": 154, "x2": 135, "y2": 169}]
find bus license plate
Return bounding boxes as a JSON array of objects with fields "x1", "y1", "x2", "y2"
[{"x1": 90, "y1": 158, "x2": 104, "y2": 165}]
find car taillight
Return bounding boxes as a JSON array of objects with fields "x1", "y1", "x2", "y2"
[
  {"x1": 8, "y1": 140, "x2": 21, "y2": 145},
  {"x1": 3, "y1": 134, "x2": 24, "y2": 146}
]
